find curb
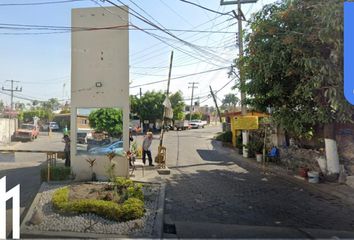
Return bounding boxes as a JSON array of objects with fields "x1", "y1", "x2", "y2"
[
  {"x1": 21, "y1": 181, "x2": 165, "y2": 238},
  {"x1": 152, "y1": 182, "x2": 166, "y2": 239}
]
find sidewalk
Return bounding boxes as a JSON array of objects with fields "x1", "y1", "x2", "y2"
[{"x1": 213, "y1": 140, "x2": 354, "y2": 207}]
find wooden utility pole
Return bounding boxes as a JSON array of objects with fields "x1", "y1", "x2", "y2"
[
  {"x1": 188, "y1": 82, "x2": 198, "y2": 121},
  {"x1": 159, "y1": 51, "x2": 174, "y2": 147},
  {"x1": 209, "y1": 86, "x2": 222, "y2": 123}
]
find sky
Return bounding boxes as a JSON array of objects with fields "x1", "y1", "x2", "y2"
[{"x1": 0, "y1": 0, "x2": 276, "y2": 108}]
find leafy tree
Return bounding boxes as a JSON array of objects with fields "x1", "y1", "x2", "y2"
[
  {"x1": 130, "y1": 91, "x2": 166, "y2": 123},
  {"x1": 222, "y1": 93, "x2": 239, "y2": 109},
  {"x1": 41, "y1": 98, "x2": 60, "y2": 111},
  {"x1": 185, "y1": 112, "x2": 202, "y2": 120},
  {"x1": 32, "y1": 100, "x2": 39, "y2": 108},
  {"x1": 0, "y1": 100, "x2": 4, "y2": 112},
  {"x1": 15, "y1": 102, "x2": 25, "y2": 111},
  {"x1": 241, "y1": 0, "x2": 353, "y2": 173},
  {"x1": 89, "y1": 108, "x2": 123, "y2": 137},
  {"x1": 170, "y1": 91, "x2": 185, "y2": 121},
  {"x1": 19, "y1": 109, "x2": 54, "y2": 123}
]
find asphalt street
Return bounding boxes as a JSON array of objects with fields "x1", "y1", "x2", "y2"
[{"x1": 0, "y1": 132, "x2": 64, "y2": 237}]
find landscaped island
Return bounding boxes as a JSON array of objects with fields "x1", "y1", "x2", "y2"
[{"x1": 52, "y1": 178, "x2": 145, "y2": 222}]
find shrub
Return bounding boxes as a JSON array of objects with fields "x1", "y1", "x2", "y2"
[
  {"x1": 126, "y1": 184, "x2": 144, "y2": 201},
  {"x1": 52, "y1": 185, "x2": 145, "y2": 222},
  {"x1": 114, "y1": 177, "x2": 134, "y2": 189},
  {"x1": 216, "y1": 131, "x2": 232, "y2": 143},
  {"x1": 41, "y1": 166, "x2": 72, "y2": 182},
  {"x1": 121, "y1": 198, "x2": 144, "y2": 221}
]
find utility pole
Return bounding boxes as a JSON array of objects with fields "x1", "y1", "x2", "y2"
[
  {"x1": 2, "y1": 80, "x2": 22, "y2": 111},
  {"x1": 139, "y1": 88, "x2": 142, "y2": 98},
  {"x1": 209, "y1": 86, "x2": 222, "y2": 123},
  {"x1": 221, "y1": 0, "x2": 257, "y2": 157},
  {"x1": 160, "y1": 51, "x2": 174, "y2": 147},
  {"x1": 188, "y1": 82, "x2": 198, "y2": 121}
]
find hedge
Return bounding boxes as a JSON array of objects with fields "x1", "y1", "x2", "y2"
[{"x1": 52, "y1": 185, "x2": 144, "y2": 222}]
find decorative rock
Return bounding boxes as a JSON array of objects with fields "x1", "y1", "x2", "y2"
[{"x1": 27, "y1": 209, "x2": 44, "y2": 225}]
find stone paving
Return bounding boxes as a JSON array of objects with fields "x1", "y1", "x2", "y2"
[{"x1": 163, "y1": 127, "x2": 354, "y2": 234}]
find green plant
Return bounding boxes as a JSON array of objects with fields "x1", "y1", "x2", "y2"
[
  {"x1": 246, "y1": 140, "x2": 264, "y2": 158},
  {"x1": 52, "y1": 186, "x2": 144, "y2": 222},
  {"x1": 236, "y1": 134, "x2": 243, "y2": 149},
  {"x1": 41, "y1": 166, "x2": 72, "y2": 182},
  {"x1": 126, "y1": 184, "x2": 144, "y2": 201},
  {"x1": 216, "y1": 131, "x2": 232, "y2": 143},
  {"x1": 86, "y1": 157, "x2": 97, "y2": 181},
  {"x1": 106, "y1": 152, "x2": 117, "y2": 181},
  {"x1": 121, "y1": 198, "x2": 144, "y2": 221}
]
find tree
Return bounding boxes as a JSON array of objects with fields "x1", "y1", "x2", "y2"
[
  {"x1": 130, "y1": 91, "x2": 165, "y2": 123},
  {"x1": 18, "y1": 109, "x2": 54, "y2": 123},
  {"x1": 89, "y1": 108, "x2": 123, "y2": 137},
  {"x1": 41, "y1": 98, "x2": 60, "y2": 111},
  {"x1": 170, "y1": 91, "x2": 185, "y2": 121},
  {"x1": 241, "y1": 0, "x2": 354, "y2": 174},
  {"x1": 222, "y1": 93, "x2": 239, "y2": 109},
  {"x1": 15, "y1": 102, "x2": 25, "y2": 111},
  {"x1": 185, "y1": 112, "x2": 202, "y2": 120},
  {"x1": 0, "y1": 100, "x2": 4, "y2": 112}
]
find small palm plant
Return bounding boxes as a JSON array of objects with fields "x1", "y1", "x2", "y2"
[
  {"x1": 86, "y1": 157, "x2": 97, "y2": 181},
  {"x1": 106, "y1": 152, "x2": 117, "y2": 182}
]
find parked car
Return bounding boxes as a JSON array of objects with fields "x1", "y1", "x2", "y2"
[
  {"x1": 49, "y1": 122, "x2": 60, "y2": 131},
  {"x1": 86, "y1": 138, "x2": 112, "y2": 151},
  {"x1": 189, "y1": 120, "x2": 206, "y2": 129},
  {"x1": 88, "y1": 140, "x2": 124, "y2": 155},
  {"x1": 77, "y1": 131, "x2": 92, "y2": 144},
  {"x1": 12, "y1": 123, "x2": 39, "y2": 142},
  {"x1": 174, "y1": 120, "x2": 191, "y2": 130}
]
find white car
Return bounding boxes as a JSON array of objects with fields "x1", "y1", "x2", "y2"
[{"x1": 189, "y1": 120, "x2": 206, "y2": 129}]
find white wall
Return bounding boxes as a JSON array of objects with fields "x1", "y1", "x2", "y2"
[
  {"x1": 71, "y1": 6, "x2": 129, "y2": 180},
  {"x1": 0, "y1": 118, "x2": 17, "y2": 145}
]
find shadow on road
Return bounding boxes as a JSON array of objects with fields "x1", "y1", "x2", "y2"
[{"x1": 165, "y1": 164, "x2": 354, "y2": 237}]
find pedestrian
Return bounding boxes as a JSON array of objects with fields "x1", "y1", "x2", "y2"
[
  {"x1": 62, "y1": 134, "x2": 71, "y2": 167},
  {"x1": 142, "y1": 131, "x2": 154, "y2": 166}
]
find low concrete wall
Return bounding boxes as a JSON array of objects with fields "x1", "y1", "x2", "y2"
[{"x1": 0, "y1": 118, "x2": 17, "y2": 145}]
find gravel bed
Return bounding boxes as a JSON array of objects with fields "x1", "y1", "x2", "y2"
[{"x1": 24, "y1": 182, "x2": 161, "y2": 237}]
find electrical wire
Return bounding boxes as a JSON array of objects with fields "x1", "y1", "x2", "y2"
[
  {"x1": 0, "y1": 0, "x2": 86, "y2": 6},
  {"x1": 130, "y1": 67, "x2": 228, "y2": 88}
]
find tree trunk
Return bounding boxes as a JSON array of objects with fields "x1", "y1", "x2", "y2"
[{"x1": 324, "y1": 123, "x2": 339, "y2": 174}]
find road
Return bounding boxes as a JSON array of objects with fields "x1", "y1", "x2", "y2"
[
  {"x1": 161, "y1": 126, "x2": 354, "y2": 238},
  {"x1": 0, "y1": 132, "x2": 64, "y2": 237}
]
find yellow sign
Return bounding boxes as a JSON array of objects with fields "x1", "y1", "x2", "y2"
[{"x1": 233, "y1": 116, "x2": 259, "y2": 130}]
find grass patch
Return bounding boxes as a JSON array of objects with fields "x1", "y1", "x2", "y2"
[{"x1": 52, "y1": 177, "x2": 145, "y2": 222}]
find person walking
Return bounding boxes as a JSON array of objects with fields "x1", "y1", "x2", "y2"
[
  {"x1": 63, "y1": 134, "x2": 71, "y2": 167},
  {"x1": 142, "y1": 132, "x2": 154, "y2": 166}
]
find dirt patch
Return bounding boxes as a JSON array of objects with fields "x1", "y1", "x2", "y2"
[{"x1": 68, "y1": 183, "x2": 119, "y2": 202}]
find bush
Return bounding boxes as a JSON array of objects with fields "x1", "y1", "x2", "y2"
[
  {"x1": 216, "y1": 131, "x2": 232, "y2": 143},
  {"x1": 121, "y1": 198, "x2": 144, "y2": 221},
  {"x1": 41, "y1": 166, "x2": 72, "y2": 182},
  {"x1": 52, "y1": 184, "x2": 145, "y2": 222}
]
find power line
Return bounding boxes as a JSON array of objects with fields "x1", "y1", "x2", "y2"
[
  {"x1": 0, "y1": 0, "x2": 86, "y2": 6},
  {"x1": 179, "y1": 0, "x2": 233, "y2": 17},
  {"x1": 130, "y1": 67, "x2": 228, "y2": 88}
]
